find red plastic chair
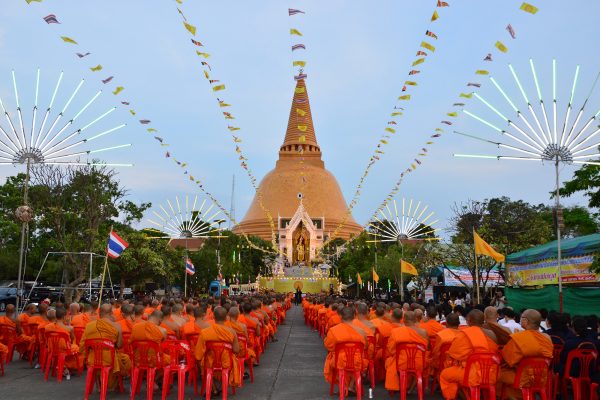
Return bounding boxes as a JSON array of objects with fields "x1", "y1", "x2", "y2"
[
  {"x1": 130, "y1": 340, "x2": 161, "y2": 400},
  {"x1": 202, "y1": 341, "x2": 236, "y2": 400},
  {"x1": 460, "y1": 351, "x2": 501, "y2": 400},
  {"x1": 37, "y1": 327, "x2": 49, "y2": 372},
  {"x1": 161, "y1": 340, "x2": 198, "y2": 400},
  {"x1": 319, "y1": 313, "x2": 327, "y2": 337},
  {"x1": 374, "y1": 328, "x2": 389, "y2": 382},
  {"x1": 430, "y1": 341, "x2": 452, "y2": 395},
  {"x1": 74, "y1": 326, "x2": 85, "y2": 345},
  {"x1": 549, "y1": 342, "x2": 564, "y2": 400},
  {"x1": 561, "y1": 348, "x2": 598, "y2": 400},
  {"x1": 121, "y1": 332, "x2": 132, "y2": 358},
  {"x1": 591, "y1": 382, "x2": 598, "y2": 400},
  {"x1": 394, "y1": 343, "x2": 427, "y2": 400},
  {"x1": 24, "y1": 323, "x2": 39, "y2": 366},
  {"x1": 247, "y1": 327, "x2": 260, "y2": 365},
  {"x1": 500, "y1": 357, "x2": 551, "y2": 400},
  {"x1": 0, "y1": 324, "x2": 17, "y2": 364},
  {"x1": 184, "y1": 332, "x2": 199, "y2": 348},
  {"x1": 329, "y1": 341, "x2": 365, "y2": 400},
  {"x1": 365, "y1": 335, "x2": 376, "y2": 389},
  {"x1": 44, "y1": 331, "x2": 80, "y2": 383},
  {"x1": 236, "y1": 334, "x2": 254, "y2": 387},
  {"x1": 82, "y1": 338, "x2": 124, "y2": 400}
]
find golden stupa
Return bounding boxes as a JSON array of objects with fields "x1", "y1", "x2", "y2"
[{"x1": 234, "y1": 79, "x2": 363, "y2": 241}]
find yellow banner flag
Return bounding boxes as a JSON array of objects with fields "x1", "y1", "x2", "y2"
[
  {"x1": 459, "y1": 92, "x2": 473, "y2": 98},
  {"x1": 293, "y1": 61, "x2": 306, "y2": 67},
  {"x1": 212, "y1": 84, "x2": 226, "y2": 92},
  {"x1": 112, "y1": 86, "x2": 124, "y2": 95},
  {"x1": 385, "y1": 127, "x2": 396, "y2": 134},
  {"x1": 296, "y1": 108, "x2": 306, "y2": 116},
  {"x1": 90, "y1": 64, "x2": 102, "y2": 72},
  {"x1": 61, "y1": 36, "x2": 78, "y2": 45},
  {"x1": 184, "y1": 22, "x2": 197, "y2": 36},
  {"x1": 380, "y1": 139, "x2": 388, "y2": 145},
  {"x1": 401, "y1": 259, "x2": 418, "y2": 276},
  {"x1": 404, "y1": 81, "x2": 417, "y2": 86},
  {"x1": 475, "y1": 70, "x2": 489, "y2": 75},
  {"x1": 447, "y1": 111, "x2": 458, "y2": 117},
  {"x1": 297, "y1": 125, "x2": 307, "y2": 132},
  {"x1": 196, "y1": 51, "x2": 210, "y2": 58},
  {"x1": 474, "y1": 230, "x2": 505, "y2": 262},
  {"x1": 431, "y1": 10, "x2": 439, "y2": 21},
  {"x1": 129, "y1": 109, "x2": 136, "y2": 116},
  {"x1": 391, "y1": 112, "x2": 403, "y2": 116},
  {"x1": 421, "y1": 41, "x2": 436, "y2": 52},
  {"x1": 520, "y1": 2, "x2": 539, "y2": 14},
  {"x1": 412, "y1": 58, "x2": 425, "y2": 66},
  {"x1": 398, "y1": 95, "x2": 411, "y2": 100},
  {"x1": 357, "y1": 273, "x2": 363, "y2": 285},
  {"x1": 290, "y1": 28, "x2": 303, "y2": 36},
  {"x1": 372, "y1": 268, "x2": 379, "y2": 283},
  {"x1": 495, "y1": 41, "x2": 508, "y2": 53},
  {"x1": 203, "y1": 70, "x2": 209, "y2": 79},
  {"x1": 295, "y1": 87, "x2": 305, "y2": 94}
]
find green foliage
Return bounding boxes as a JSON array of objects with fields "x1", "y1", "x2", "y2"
[{"x1": 559, "y1": 156, "x2": 600, "y2": 210}]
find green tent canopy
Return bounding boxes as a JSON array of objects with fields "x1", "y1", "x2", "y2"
[{"x1": 506, "y1": 234, "x2": 600, "y2": 264}]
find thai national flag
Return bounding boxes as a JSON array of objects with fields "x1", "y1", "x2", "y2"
[
  {"x1": 107, "y1": 231, "x2": 129, "y2": 259},
  {"x1": 185, "y1": 258, "x2": 195, "y2": 275}
]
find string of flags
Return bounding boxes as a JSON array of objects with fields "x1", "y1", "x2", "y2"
[
  {"x1": 368, "y1": 1, "x2": 539, "y2": 224},
  {"x1": 172, "y1": 0, "x2": 280, "y2": 254},
  {"x1": 319, "y1": 0, "x2": 452, "y2": 251},
  {"x1": 25, "y1": 0, "x2": 275, "y2": 256}
]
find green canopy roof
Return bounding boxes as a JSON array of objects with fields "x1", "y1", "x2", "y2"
[{"x1": 507, "y1": 233, "x2": 600, "y2": 265}]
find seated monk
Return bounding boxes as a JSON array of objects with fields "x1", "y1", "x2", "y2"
[
  {"x1": 353, "y1": 303, "x2": 376, "y2": 359},
  {"x1": 117, "y1": 304, "x2": 134, "y2": 335},
  {"x1": 171, "y1": 304, "x2": 187, "y2": 329},
  {"x1": 71, "y1": 303, "x2": 93, "y2": 329},
  {"x1": 440, "y1": 309, "x2": 498, "y2": 400},
  {"x1": 226, "y1": 306, "x2": 256, "y2": 369},
  {"x1": 323, "y1": 306, "x2": 368, "y2": 396},
  {"x1": 45, "y1": 307, "x2": 83, "y2": 376},
  {"x1": 429, "y1": 312, "x2": 461, "y2": 372},
  {"x1": 498, "y1": 309, "x2": 553, "y2": 399},
  {"x1": 195, "y1": 306, "x2": 241, "y2": 393},
  {"x1": 372, "y1": 305, "x2": 393, "y2": 381},
  {"x1": 29, "y1": 303, "x2": 51, "y2": 330},
  {"x1": 66, "y1": 303, "x2": 80, "y2": 326},
  {"x1": 327, "y1": 304, "x2": 343, "y2": 332},
  {"x1": 483, "y1": 306, "x2": 512, "y2": 346},
  {"x1": 420, "y1": 306, "x2": 444, "y2": 339},
  {"x1": 159, "y1": 306, "x2": 180, "y2": 339},
  {"x1": 132, "y1": 305, "x2": 145, "y2": 326},
  {"x1": 130, "y1": 310, "x2": 167, "y2": 369},
  {"x1": 180, "y1": 307, "x2": 201, "y2": 339},
  {"x1": 112, "y1": 300, "x2": 123, "y2": 322},
  {"x1": 79, "y1": 304, "x2": 131, "y2": 389},
  {"x1": 240, "y1": 302, "x2": 261, "y2": 365},
  {"x1": 0, "y1": 304, "x2": 35, "y2": 359},
  {"x1": 385, "y1": 310, "x2": 429, "y2": 392}
]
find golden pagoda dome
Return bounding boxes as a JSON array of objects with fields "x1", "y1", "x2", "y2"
[{"x1": 233, "y1": 79, "x2": 363, "y2": 241}]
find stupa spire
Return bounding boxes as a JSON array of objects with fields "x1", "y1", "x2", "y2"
[{"x1": 278, "y1": 79, "x2": 322, "y2": 166}]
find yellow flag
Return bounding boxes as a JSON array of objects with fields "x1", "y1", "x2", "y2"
[
  {"x1": 297, "y1": 125, "x2": 307, "y2": 132},
  {"x1": 290, "y1": 28, "x2": 303, "y2": 36},
  {"x1": 404, "y1": 81, "x2": 417, "y2": 86},
  {"x1": 431, "y1": 10, "x2": 439, "y2": 21},
  {"x1": 26, "y1": 0, "x2": 43, "y2": 3},
  {"x1": 212, "y1": 84, "x2": 226, "y2": 92},
  {"x1": 295, "y1": 87, "x2": 305, "y2": 94},
  {"x1": 357, "y1": 273, "x2": 363, "y2": 285},
  {"x1": 61, "y1": 36, "x2": 78, "y2": 45},
  {"x1": 385, "y1": 127, "x2": 396, "y2": 134},
  {"x1": 372, "y1": 268, "x2": 379, "y2": 283},
  {"x1": 380, "y1": 139, "x2": 388, "y2": 144},
  {"x1": 391, "y1": 112, "x2": 403, "y2": 116},
  {"x1": 401, "y1": 259, "x2": 418, "y2": 276},
  {"x1": 129, "y1": 109, "x2": 136, "y2": 116},
  {"x1": 447, "y1": 111, "x2": 458, "y2": 117},
  {"x1": 475, "y1": 70, "x2": 489, "y2": 75},
  {"x1": 520, "y1": 2, "x2": 539, "y2": 14},
  {"x1": 147, "y1": 128, "x2": 157, "y2": 133},
  {"x1": 421, "y1": 41, "x2": 436, "y2": 52},
  {"x1": 184, "y1": 22, "x2": 197, "y2": 36},
  {"x1": 293, "y1": 61, "x2": 306, "y2": 67},
  {"x1": 196, "y1": 51, "x2": 210, "y2": 58},
  {"x1": 474, "y1": 230, "x2": 505, "y2": 262},
  {"x1": 90, "y1": 64, "x2": 102, "y2": 72},
  {"x1": 219, "y1": 101, "x2": 231, "y2": 107},
  {"x1": 398, "y1": 94, "x2": 411, "y2": 100},
  {"x1": 495, "y1": 41, "x2": 508, "y2": 53},
  {"x1": 296, "y1": 108, "x2": 306, "y2": 116},
  {"x1": 203, "y1": 70, "x2": 209, "y2": 79},
  {"x1": 412, "y1": 58, "x2": 425, "y2": 66},
  {"x1": 459, "y1": 92, "x2": 473, "y2": 98},
  {"x1": 112, "y1": 86, "x2": 124, "y2": 95}
]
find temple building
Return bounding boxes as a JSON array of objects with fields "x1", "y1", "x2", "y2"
[{"x1": 234, "y1": 79, "x2": 363, "y2": 264}]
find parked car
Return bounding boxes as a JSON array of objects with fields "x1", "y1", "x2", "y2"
[{"x1": 0, "y1": 287, "x2": 17, "y2": 311}]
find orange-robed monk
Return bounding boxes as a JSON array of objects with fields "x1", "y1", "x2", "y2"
[
  {"x1": 497, "y1": 309, "x2": 553, "y2": 399},
  {"x1": 323, "y1": 306, "x2": 368, "y2": 393},
  {"x1": 117, "y1": 304, "x2": 134, "y2": 335},
  {"x1": 130, "y1": 310, "x2": 167, "y2": 367},
  {"x1": 0, "y1": 304, "x2": 35, "y2": 356},
  {"x1": 195, "y1": 306, "x2": 241, "y2": 389},
  {"x1": 384, "y1": 310, "x2": 429, "y2": 392},
  {"x1": 71, "y1": 303, "x2": 94, "y2": 328},
  {"x1": 429, "y1": 312, "x2": 461, "y2": 372},
  {"x1": 226, "y1": 306, "x2": 255, "y2": 361},
  {"x1": 44, "y1": 307, "x2": 83, "y2": 371},
  {"x1": 440, "y1": 310, "x2": 498, "y2": 400},
  {"x1": 419, "y1": 306, "x2": 444, "y2": 338},
  {"x1": 79, "y1": 304, "x2": 131, "y2": 389}
]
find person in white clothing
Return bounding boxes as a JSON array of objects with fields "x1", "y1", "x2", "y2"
[{"x1": 499, "y1": 308, "x2": 523, "y2": 333}]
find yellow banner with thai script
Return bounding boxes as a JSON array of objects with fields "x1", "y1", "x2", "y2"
[{"x1": 507, "y1": 255, "x2": 599, "y2": 286}]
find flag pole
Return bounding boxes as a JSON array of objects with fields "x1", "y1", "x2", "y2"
[
  {"x1": 473, "y1": 228, "x2": 481, "y2": 305},
  {"x1": 98, "y1": 226, "x2": 113, "y2": 307}
]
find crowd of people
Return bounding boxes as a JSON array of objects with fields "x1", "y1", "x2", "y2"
[
  {"x1": 303, "y1": 294, "x2": 600, "y2": 399},
  {"x1": 0, "y1": 293, "x2": 291, "y2": 398}
]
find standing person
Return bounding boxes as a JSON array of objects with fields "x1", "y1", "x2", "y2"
[
  {"x1": 493, "y1": 290, "x2": 507, "y2": 310},
  {"x1": 295, "y1": 287, "x2": 302, "y2": 306}
]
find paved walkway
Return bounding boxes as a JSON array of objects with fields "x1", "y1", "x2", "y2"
[{"x1": 0, "y1": 306, "x2": 441, "y2": 399}]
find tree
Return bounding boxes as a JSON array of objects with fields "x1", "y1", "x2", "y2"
[{"x1": 559, "y1": 156, "x2": 600, "y2": 210}]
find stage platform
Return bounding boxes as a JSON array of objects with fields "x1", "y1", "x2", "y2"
[{"x1": 258, "y1": 276, "x2": 339, "y2": 293}]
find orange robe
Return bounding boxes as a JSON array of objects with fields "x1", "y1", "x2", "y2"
[
  {"x1": 194, "y1": 324, "x2": 241, "y2": 387},
  {"x1": 440, "y1": 327, "x2": 498, "y2": 399},
  {"x1": 429, "y1": 328, "x2": 460, "y2": 371},
  {"x1": 384, "y1": 327, "x2": 429, "y2": 391},
  {"x1": 160, "y1": 320, "x2": 179, "y2": 338},
  {"x1": 70, "y1": 313, "x2": 90, "y2": 329},
  {"x1": 498, "y1": 330, "x2": 553, "y2": 399},
  {"x1": 117, "y1": 318, "x2": 133, "y2": 335},
  {"x1": 130, "y1": 320, "x2": 165, "y2": 367},
  {"x1": 323, "y1": 323, "x2": 367, "y2": 384},
  {"x1": 44, "y1": 322, "x2": 82, "y2": 370},
  {"x1": 419, "y1": 319, "x2": 445, "y2": 339},
  {"x1": 181, "y1": 317, "x2": 201, "y2": 338},
  {"x1": 0, "y1": 315, "x2": 34, "y2": 353},
  {"x1": 372, "y1": 318, "x2": 393, "y2": 373},
  {"x1": 79, "y1": 319, "x2": 131, "y2": 386},
  {"x1": 225, "y1": 320, "x2": 255, "y2": 360},
  {"x1": 353, "y1": 318, "x2": 376, "y2": 359},
  {"x1": 327, "y1": 314, "x2": 342, "y2": 332}
]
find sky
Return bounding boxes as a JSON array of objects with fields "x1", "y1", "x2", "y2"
[{"x1": 1, "y1": 0, "x2": 599, "y2": 239}]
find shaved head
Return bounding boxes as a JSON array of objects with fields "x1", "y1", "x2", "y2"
[
  {"x1": 446, "y1": 313, "x2": 460, "y2": 328},
  {"x1": 466, "y1": 309, "x2": 485, "y2": 327},
  {"x1": 99, "y1": 304, "x2": 113, "y2": 318},
  {"x1": 69, "y1": 303, "x2": 80, "y2": 314},
  {"x1": 484, "y1": 306, "x2": 498, "y2": 320},
  {"x1": 5, "y1": 304, "x2": 16, "y2": 315},
  {"x1": 149, "y1": 310, "x2": 164, "y2": 324},
  {"x1": 356, "y1": 303, "x2": 369, "y2": 316},
  {"x1": 403, "y1": 311, "x2": 416, "y2": 326},
  {"x1": 341, "y1": 306, "x2": 355, "y2": 322},
  {"x1": 414, "y1": 309, "x2": 423, "y2": 322},
  {"x1": 522, "y1": 309, "x2": 542, "y2": 329},
  {"x1": 228, "y1": 307, "x2": 240, "y2": 319},
  {"x1": 213, "y1": 306, "x2": 227, "y2": 322},
  {"x1": 47, "y1": 309, "x2": 56, "y2": 321},
  {"x1": 392, "y1": 308, "x2": 403, "y2": 323}
]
